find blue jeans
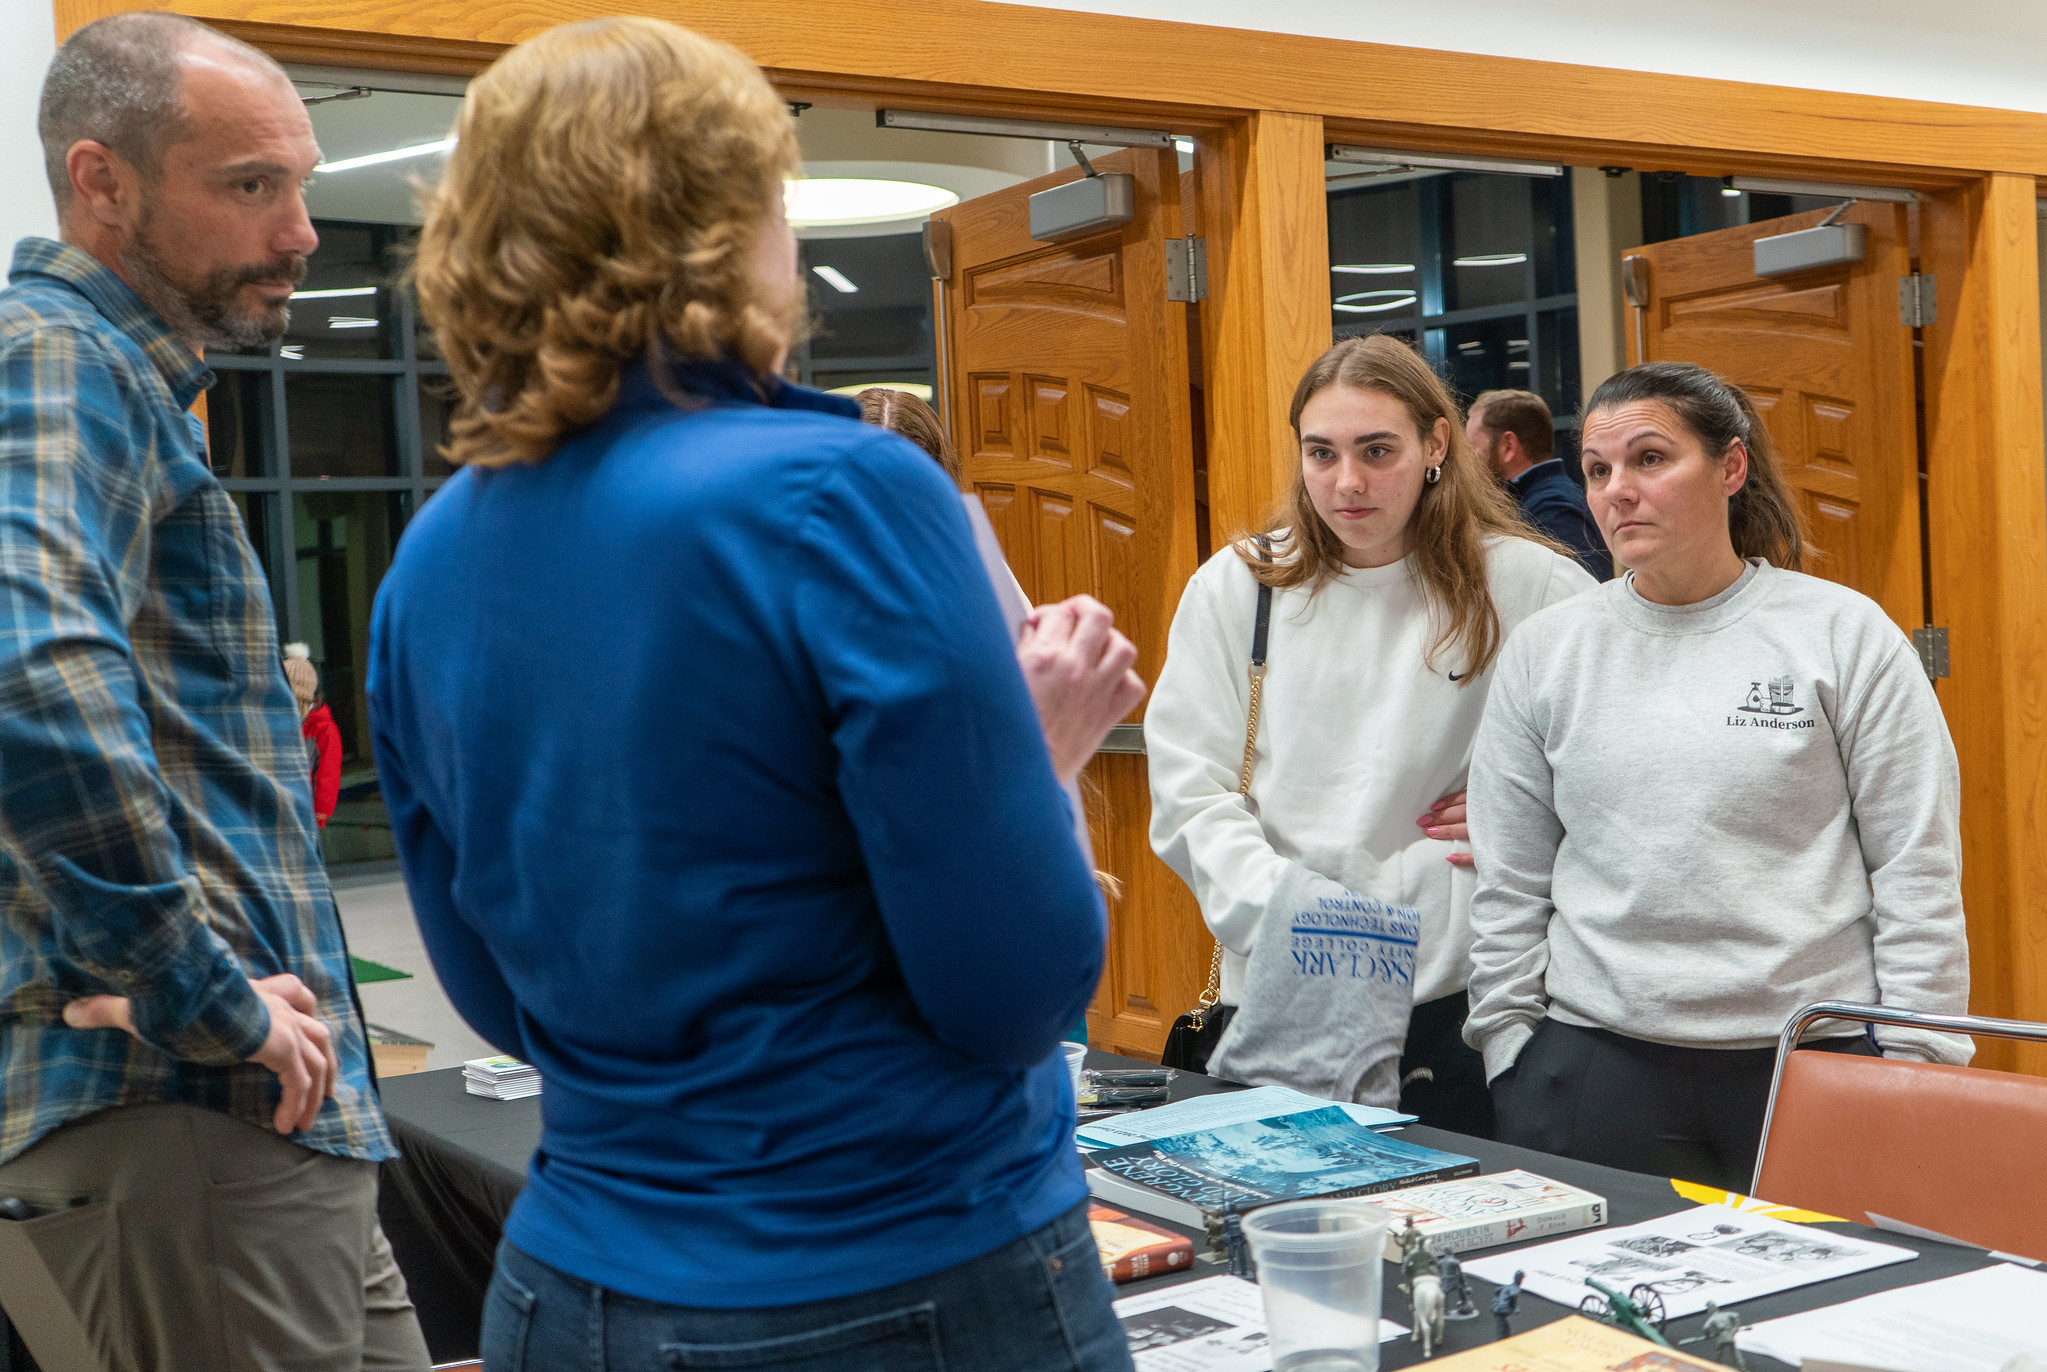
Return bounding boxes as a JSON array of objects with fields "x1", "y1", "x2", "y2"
[{"x1": 481, "y1": 1201, "x2": 1135, "y2": 1372}]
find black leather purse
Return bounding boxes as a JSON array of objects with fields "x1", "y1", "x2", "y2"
[{"x1": 1161, "y1": 545, "x2": 1273, "y2": 1074}]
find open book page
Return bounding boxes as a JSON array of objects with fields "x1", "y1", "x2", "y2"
[{"x1": 1463, "y1": 1204, "x2": 1914, "y2": 1321}]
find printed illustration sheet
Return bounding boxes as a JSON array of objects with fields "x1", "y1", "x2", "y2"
[
  {"x1": 1113, "y1": 1275, "x2": 1405, "y2": 1372},
  {"x1": 1462, "y1": 1204, "x2": 1914, "y2": 1320}
]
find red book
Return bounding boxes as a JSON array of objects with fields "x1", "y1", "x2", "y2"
[{"x1": 1089, "y1": 1203, "x2": 1195, "y2": 1283}]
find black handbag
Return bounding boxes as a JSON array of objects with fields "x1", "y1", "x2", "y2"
[{"x1": 1161, "y1": 544, "x2": 1273, "y2": 1075}]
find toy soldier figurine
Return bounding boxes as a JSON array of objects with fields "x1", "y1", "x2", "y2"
[
  {"x1": 1437, "y1": 1249, "x2": 1478, "y2": 1320},
  {"x1": 1680, "y1": 1301, "x2": 1748, "y2": 1370},
  {"x1": 1401, "y1": 1231, "x2": 1437, "y2": 1293},
  {"x1": 1221, "y1": 1206, "x2": 1252, "y2": 1279},
  {"x1": 1391, "y1": 1216, "x2": 1425, "y2": 1271},
  {"x1": 1491, "y1": 1270, "x2": 1524, "y2": 1341}
]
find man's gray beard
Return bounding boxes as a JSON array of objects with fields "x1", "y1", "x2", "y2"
[{"x1": 119, "y1": 215, "x2": 298, "y2": 352}]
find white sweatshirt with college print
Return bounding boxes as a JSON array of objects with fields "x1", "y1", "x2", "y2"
[
  {"x1": 1147, "y1": 534, "x2": 1596, "y2": 1008},
  {"x1": 1463, "y1": 559, "x2": 1972, "y2": 1079}
]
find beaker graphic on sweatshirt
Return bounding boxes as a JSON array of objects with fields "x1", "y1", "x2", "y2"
[{"x1": 1737, "y1": 674, "x2": 1804, "y2": 716}]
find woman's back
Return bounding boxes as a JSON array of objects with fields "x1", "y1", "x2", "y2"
[{"x1": 369, "y1": 361, "x2": 1107, "y2": 1306}]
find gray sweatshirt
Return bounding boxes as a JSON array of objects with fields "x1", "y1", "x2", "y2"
[{"x1": 1464, "y1": 560, "x2": 1971, "y2": 1078}]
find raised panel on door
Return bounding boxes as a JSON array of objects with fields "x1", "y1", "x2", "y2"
[
  {"x1": 932, "y1": 147, "x2": 1203, "y2": 1059},
  {"x1": 1626, "y1": 201, "x2": 1921, "y2": 631}
]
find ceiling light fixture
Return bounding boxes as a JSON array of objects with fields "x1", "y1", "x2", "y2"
[
  {"x1": 314, "y1": 138, "x2": 456, "y2": 174},
  {"x1": 328, "y1": 317, "x2": 379, "y2": 329},
  {"x1": 1453, "y1": 253, "x2": 1528, "y2": 267},
  {"x1": 1333, "y1": 290, "x2": 1418, "y2": 314},
  {"x1": 291, "y1": 286, "x2": 377, "y2": 300},
  {"x1": 785, "y1": 178, "x2": 958, "y2": 230},
  {"x1": 279, "y1": 345, "x2": 305, "y2": 359},
  {"x1": 1332, "y1": 263, "x2": 1416, "y2": 275},
  {"x1": 811, "y1": 265, "x2": 859, "y2": 294},
  {"x1": 1457, "y1": 341, "x2": 1485, "y2": 352},
  {"x1": 1508, "y1": 360, "x2": 1531, "y2": 370}
]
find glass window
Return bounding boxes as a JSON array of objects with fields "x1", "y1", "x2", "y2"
[
  {"x1": 418, "y1": 375, "x2": 457, "y2": 477},
  {"x1": 1437, "y1": 317, "x2": 1532, "y2": 404},
  {"x1": 285, "y1": 373, "x2": 400, "y2": 478},
  {"x1": 1532, "y1": 175, "x2": 1576, "y2": 299},
  {"x1": 228, "y1": 491, "x2": 272, "y2": 576},
  {"x1": 293, "y1": 491, "x2": 406, "y2": 772},
  {"x1": 1537, "y1": 308, "x2": 1581, "y2": 418},
  {"x1": 281, "y1": 223, "x2": 402, "y2": 361},
  {"x1": 1327, "y1": 179, "x2": 1421, "y2": 333},
  {"x1": 804, "y1": 235, "x2": 933, "y2": 362},
  {"x1": 207, "y1": 370, "x2": 271, "y2": 478},
  {"x1": 1445, "y1": 174, "x2": 1532, "y2": 313}
]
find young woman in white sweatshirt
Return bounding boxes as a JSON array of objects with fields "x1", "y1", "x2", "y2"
[
  {"x1": 1146, "y1": 336, "x2": 1596, "y2": 1132},
  {"x1": 1464, "y1": 361, "x2": 1971, "y2": 1190}
]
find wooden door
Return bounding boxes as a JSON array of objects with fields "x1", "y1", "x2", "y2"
[
  {"x1": 1622, "y1": 202, "x2": 1923, "y2": 628},
  {"x1": 930, "y1": 149, "x2": 1204, "y2": 1059}
]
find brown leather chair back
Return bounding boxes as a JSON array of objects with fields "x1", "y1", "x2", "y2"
[{"x1": 1753, "y1": 1049, "x2": 2047, "y2": 1260}]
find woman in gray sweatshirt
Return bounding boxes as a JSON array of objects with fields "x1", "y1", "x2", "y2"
[{"x1": 1463, "y1": 361, "x2": 1970, "y2": 1191}]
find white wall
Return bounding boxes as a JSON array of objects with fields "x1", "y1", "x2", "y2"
[
  {"x1": 0, "y1": 0, "x2": 59, "y2": 254},
  {"x1": 1012, "y1": 0, "x2": 2047, "y2": 116}
]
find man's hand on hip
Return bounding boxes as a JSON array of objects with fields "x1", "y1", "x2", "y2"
[{"x1": 62, "y1": 972, "x2": 340, "y2": 1134}]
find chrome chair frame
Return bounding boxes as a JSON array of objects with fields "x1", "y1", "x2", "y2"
[{"x1": 1751, "y1": 999, "x2": 2047, "y2": 1197}]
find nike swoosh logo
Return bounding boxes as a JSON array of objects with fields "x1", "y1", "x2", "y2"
[{"x1": 1448, "y1": 671, "x2": 1466, "y2": 681}]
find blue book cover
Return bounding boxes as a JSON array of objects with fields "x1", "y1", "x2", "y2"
[{"x1": 1090, "y1": 1106, "x2": 1479, "y2": 1213}]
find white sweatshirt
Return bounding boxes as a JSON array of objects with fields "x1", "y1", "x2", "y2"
[
  {"x1": 1147, "y1": 535, "x2": 1597, "y2": 1006},
  {"x1": 1463, "y1": 561, "x2": 1972, "y2": 1079}
]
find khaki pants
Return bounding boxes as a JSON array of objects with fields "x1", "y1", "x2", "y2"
[{"x1": 0, "y1": 1102, "x2": 430, "y2": 1372}]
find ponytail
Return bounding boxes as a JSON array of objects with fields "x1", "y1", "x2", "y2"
[{"x1": 1582, "y1": 362, "x2": 1803, "y2": 572}]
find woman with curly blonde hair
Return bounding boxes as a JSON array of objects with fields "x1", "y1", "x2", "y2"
[{"x1": 369, "y1": 18, "x2": 1136, "y2": 1371}]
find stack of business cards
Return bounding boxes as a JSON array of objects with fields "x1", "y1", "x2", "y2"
[{"x1": 463, "y1": 1055, "x2": 541, "y2": 1100}]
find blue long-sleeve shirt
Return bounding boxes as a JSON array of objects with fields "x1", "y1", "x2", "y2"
[{"x1": 367, "y1": 359, "x2": 1106, "y2": 1307}]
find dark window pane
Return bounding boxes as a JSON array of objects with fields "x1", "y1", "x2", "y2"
[
  {"x1": 1538, "y1": 308, "x2": 1582, "y2": 420},
  {"x1": 1533, "y1": 174, "x2": 1576, "y2": 298},
  {"x1": 206, "y1": 370, "x2": 272, "y2": 477},
  {"x1": 227, "y1": 491, "x2": 272, "y2": 578},
  {"x1": 1444, "y1": 174, "x2": 1532, "y2": 313},
  {"x1": 1327, "y1": 179, "x2": 1421, "y2": 328},
  {"x1": 285, "y1": 373, "x2": 399, "y2": 478},
  {"x1": 293, "y1": 491, "x2": 405, "y2": 771},
  {"x1": 419, "y1": 375, "x2": 458, "y2": 476},
  {"x1": 281, "y1": 222, "x2": 402, "y2": 361},
  {"x1": 1439, "y1": 317, "x2": 1533, "y2": 407},
  {"x1": 802, "y1": 235, "x2": 933, "y2": 362}
]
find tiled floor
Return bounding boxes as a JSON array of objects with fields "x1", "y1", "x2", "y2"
[{"x1": 333, "y1": 871, "x2": 494, "y2": 1071}]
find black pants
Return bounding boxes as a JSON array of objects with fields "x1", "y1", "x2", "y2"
[
  {"x1": 1397, "y1": 991, "x2": 1496, "y2": 1140},
  {"x1": 1491, "y1": 1019, "x2": 1878, "y2": 1192}
]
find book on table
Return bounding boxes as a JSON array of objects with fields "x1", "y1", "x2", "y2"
[
  {"x1": 1367, "y1": 1170, "x2": 1607, "y2": 1260},
  {"x1": 1084, "y1": 1104, "x2": 1479, "y2": 1228},
  {"x1": 1088, "y1": 1204, "x2": 1196, "y2": 1283}
]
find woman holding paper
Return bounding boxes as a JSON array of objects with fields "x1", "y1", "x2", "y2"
[
  {"x1": 1146, "y1": 335, "x2": 1596, "y2": 1129},
  {"x1": 1464, "y1": 360, "x2": 1971, "y2": 1191}
]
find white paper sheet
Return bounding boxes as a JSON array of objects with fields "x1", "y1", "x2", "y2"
[
  {"x1": 1462, "y1": 1204, "x2": 1915, "y2": 1321},
  {"x1": 1736, "y1": 1263, "x2": 2047, "y2": 1372},
  {"x1": 1075, "y1": 1085, "x2": 1415, "y2": 1150},
  {"x1": 1113, "y1": 1275, "x2": 1405, "y2": 1372}
]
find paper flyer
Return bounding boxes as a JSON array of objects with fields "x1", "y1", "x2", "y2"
[
  {"x1": 1737, "y1": 1263, "x2": 2047, "y2": 1371},
  {"x1": 1462, "y1": 1204, "x2": 1915, "y2": 1321},
  {"x1": 1113, "y1": 1275, "x2": 1405, "y2": 1372}
]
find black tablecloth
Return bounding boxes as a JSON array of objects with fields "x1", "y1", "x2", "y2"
[{"x1": 378, "y1": 1053, "x2": 1996, "y2": 1366}]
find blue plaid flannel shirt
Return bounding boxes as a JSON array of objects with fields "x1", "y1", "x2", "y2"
[{"x1": 0, "y1": 238, "x2": 392, "y2": 1163}]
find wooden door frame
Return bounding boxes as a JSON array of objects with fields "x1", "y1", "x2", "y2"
[{"x1": 81, "y1": 0, "x2": 2047, "y2": 1067}]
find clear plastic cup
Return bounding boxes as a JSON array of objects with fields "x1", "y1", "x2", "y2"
[
  {"x1": 1241, "y1": 1200, "x2": 1394, "y2": 1372},
  {"x1": 1061, "y1": 1042, "x2": 1088, "y2": 1103}
]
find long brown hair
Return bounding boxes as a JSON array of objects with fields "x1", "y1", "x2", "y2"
[
  {"x1": 413, "y1": 17, "x2": 802, "y2": 469},
  {"x1": 856, "y1": 388, "x2": 961, "y2": 487},
  {"x1": 1240, "y1": 335, "x2": 1558, "y2": 683},
  {"x1": 1581, "y1": 362, "x2": 1804, "y2": 571}
]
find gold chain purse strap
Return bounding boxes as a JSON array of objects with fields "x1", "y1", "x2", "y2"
[{"x1": 1193, "y1": 539, "x2": 1274, "y2": 1024}]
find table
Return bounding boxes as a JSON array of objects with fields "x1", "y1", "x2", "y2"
[{"x1": 377, "y1": 1053, "x2": 1998, "y2": 1366}]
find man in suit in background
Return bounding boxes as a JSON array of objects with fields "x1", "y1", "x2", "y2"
[{"x1": 1467, "y1": 389, "x2": 1613, "y2": 581}]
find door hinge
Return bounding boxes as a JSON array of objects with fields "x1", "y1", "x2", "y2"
[
  {"x1": 1899, "y1": 273, "x2": 1937, "y2": 328},
  {"x1": 1166, "y1": 233, "x2": 1207, "y2": 303},
  {"x1": 1912, "y1": 625, "x2": 1950, "y2": 680}
]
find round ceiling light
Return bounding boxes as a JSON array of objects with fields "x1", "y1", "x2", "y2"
[{"x1": 785, "y1": 178, "x2": 959, "y2": 230}]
